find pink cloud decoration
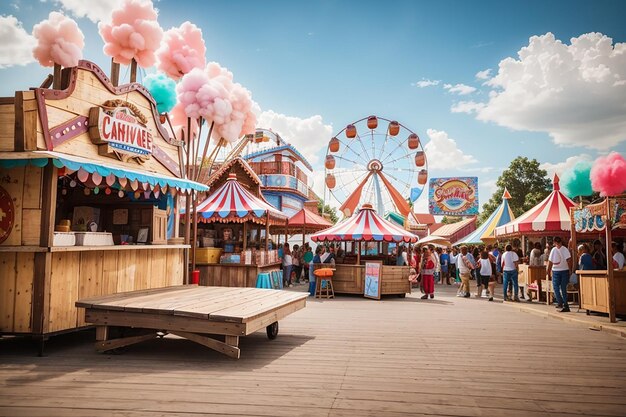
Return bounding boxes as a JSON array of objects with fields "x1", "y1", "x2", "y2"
[
  {"x1": 176, "y1": 62, "x2": 256, "y2": 143},
  {"x1": 32, "y1": 12, "x2": 84, "y2": 68},
  {"x1": 98, "y1": 0, "x2": 163, "y2": 67},
  {"x1": 590, "y1": 152, "x2": 626, "y2": 196},
  {"x1": 157, "y1": 22, "x2": 206, "y2": 80}
]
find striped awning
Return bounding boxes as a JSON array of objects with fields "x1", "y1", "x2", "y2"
[
  {"x1": 196, "y1": 173, "x2": 287, "y2": 223},
  {"x1": 311, "y1": 204, "x2": 418, "y2": 243},
  {"x1": 456, "y1": 188, "x2": 515, "y2": 245},
  {"x1": 495, "y1": 175, "x2": 575, "y2": 237}
]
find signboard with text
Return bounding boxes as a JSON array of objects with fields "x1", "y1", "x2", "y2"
[
  {"x1": 429, "y1": 177, "x2": 478, "y2": 216},
  {"x1": 364, "y1": 261, "x2": 382, "y2": 300}
]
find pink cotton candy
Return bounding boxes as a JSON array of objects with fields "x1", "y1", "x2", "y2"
[
  {"x1": 590, "y1": 152, "x2": 626, "y2": 196},
  {"x1": 169, "y1": 101, "x2": 199, "y2": 141},
  {"x1": 98, "y1": 0, "x2": 163, "y2": 67},
  {"x1": 157, "y1": 22, "x2": 206, "y2": 80},
  {"x1": 32, "y1": 12, "x2": 84, "y2": 68},
  {"x1": 176, "y1": 62, "x2": 256, "y2": 143}
]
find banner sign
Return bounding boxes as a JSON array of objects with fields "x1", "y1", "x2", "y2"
[
  {"x1": 428, "y1": 177, "x2": 478, "y2": 215},
  {"x1": 89, "y1": 105, "x2": 153, "y2": 162}
]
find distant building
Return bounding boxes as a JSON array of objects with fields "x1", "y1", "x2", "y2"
[{"x1": 242, "y1": 130, "x2": 318, "y2": 217}]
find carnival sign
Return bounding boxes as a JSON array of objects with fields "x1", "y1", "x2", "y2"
[
  {"x1": 89, "y1": 104, "x2": 153, "y2": 163},
  {"x1": 573, "y1": 206, "x2": 606, "y2": 233},
  {"x1": 428, "y1": 177, "x2": 478, "y2": 215},
  {"x1": 0, "y1": 185, "x2": 15, "y2": 244}
]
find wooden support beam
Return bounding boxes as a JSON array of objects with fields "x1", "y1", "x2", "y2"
[
  {"x1": 170, "y1": 331, "x2": 240, "y2": 359},
  {"x1": 95, "y1": 326, "x2": 109, "y2": 341},
  {"x1": 110, "y1": 59, "x2": 120, "y2": 87},
  {"x1": 96, "y1": 332, "x2": 158, "y2": 353}
]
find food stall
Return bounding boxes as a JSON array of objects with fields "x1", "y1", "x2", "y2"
[
  {"x1": 0, "y1": 60, "x2": 207, "y2": 349},
  {"x1": 571, "y1": 197, "x2": 626, "y2": 322},
  {"x1": 311, "y1": 203, "x2": 416, "y2": 296},
  {"x1": 495, "y1": 175, "x2": 576, "y2": 300},
  {"x1": 192, "y1": 158, "x2": 288, "y2": 287}
]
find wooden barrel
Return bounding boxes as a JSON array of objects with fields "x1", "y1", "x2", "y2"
[
  {"x1": 417, "y1": 169, "x2": 428, "y2": 185},
  {"x1": 325, "y1": 155, "x2": 336, "y2": 170},
  {"x1": 329, "y1": 137, "x2": 340, "y2": 152},
  {"x1": 414, "y1": 151, "x2": 425, "y2": 167},
  {"x1": 346, "y1": 124, "x2": 357, "y2": 138},
  {"x1": 408, "y1": 133, "x2": 420, "y2": 149},
  {"x1": 388, "y1": 121, "x2": 400, "y2": 136},
  {"x1": 325, "y1": 173, "x2": 336, "y2": 189},
  {"x1": 367, "y1": 116, "x2": 378, "y2": 129}
]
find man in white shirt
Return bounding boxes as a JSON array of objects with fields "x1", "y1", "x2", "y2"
[
  {"x1": 500, "y1": 244, "x2": 520, "y2": 302},
  {"x1": 547, "y1": 236, "x2": 572, "y2": 312},
  {"x1": 612, "y1": 242, "x2": 625, "y2": 270},
  {"x1": 456, "y1": 246, "x2": 473, "y2": 298}
]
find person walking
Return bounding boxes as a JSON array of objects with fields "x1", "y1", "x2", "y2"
[
  {"x1": 501, "y1": 244, "x2": 520, "y2": 302},
  {"x1": 457, "y1": 246, "x2": 474, "y2": 298},
  {"x1": 282, "y1": 243, "x2": 293, "y2": 288},
  {"x1": 547, "y1": 236, "x2": 572, "y2": 312},
  {"x1": 478, "y1": 251, "x2": 494, "y2": 301},
  {"x1": 440, "y1": 248, "x2": 450, "y2": 285},
  {"x1": 420, "y1": 246, "x2": 436, "y2": 299},
  {"x1": 303, "y1": 244, "x2": 313, "y2": 282}
]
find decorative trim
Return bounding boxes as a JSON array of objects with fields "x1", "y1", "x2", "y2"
[
  {"x1": 50, "y1": 115, "x2": 89, "y2": 147},
  {"x1": 153, "y1": 145, "x2": 181, "y2": 177}
]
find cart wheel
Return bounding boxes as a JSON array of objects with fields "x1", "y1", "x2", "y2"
[
  {"x1": 398, "y1": 293, "x2": 406, "y2": 298},
  {"x1": 586, "y1": 310, "x2": 590, "y2": 316},
  {"x1": 266, "y1": 322, "x2": 279, "y2": 340}
]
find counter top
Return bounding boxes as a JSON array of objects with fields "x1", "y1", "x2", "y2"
[
  {"x1": 49, "y1": 244, "x2": 190, "y2": 252},
  {"x1": 197, "y1": 261, "x2": 282, "y2": 268}
]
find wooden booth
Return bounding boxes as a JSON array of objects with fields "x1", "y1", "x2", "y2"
[
  {"x1": 0, "y1": 60, "x2": 207, "y2": 349},
  {"x1": 571, "y1": 198, "x2": 626, "y2": 322},
  {"x1": 192, "y1": 158, "x2": 288, "y2": 288},
  {"x1": 311, "y1": 204, "x2": 414, "y2": 297}
]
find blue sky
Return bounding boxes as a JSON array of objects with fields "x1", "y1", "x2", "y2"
[{"x1": 1, "y1": 0, "x2": 625, "y2": 213}]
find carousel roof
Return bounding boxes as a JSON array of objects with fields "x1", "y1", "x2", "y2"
[
  {"x1": 196, "y1": 173, "x2": 287, "y2": 223},
  {"x1": 495, "y1": 175, "x2": 575, "y2": 237},
  {"x1": 310, "y1": 204, "x2": 418, "y2": 243},
  {"x1": 455, "y1": 189, "x2": 515, "y2": 245}
]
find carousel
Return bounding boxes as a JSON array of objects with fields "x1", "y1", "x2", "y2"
[{"x1": 311, "y1": 203, "x2": 418, "y2": 296}]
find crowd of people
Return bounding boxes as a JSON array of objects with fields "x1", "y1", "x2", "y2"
[
  {"x1": 404, "y1": 239, "x2": 625, "y2": 312},
  {"x1": 279, "y1": 242, "x2": 338, "y2": 289}
]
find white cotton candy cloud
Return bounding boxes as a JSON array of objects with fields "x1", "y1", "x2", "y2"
[
  {"x1": 32, "y1": 12, "x2": 84, "y2": 68},
  {"x1": 443, "y1": 83, "x2": 476, "y2": 95},
  {"x1": 412, "y1": 78, "x2": 440, "y2": 88},
  {"x1": 0, "y1": 15, "x2": 36, "y2": 69},
  {"x1": 52, "y1": 0, "x2": 124, "y2": 23},
  {"x1": 464, "y1": 32, "x2": 626, "y2": 149}
]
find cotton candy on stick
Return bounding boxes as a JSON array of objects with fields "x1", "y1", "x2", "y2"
[
  {"x1": 561, "y1": 160, "x2": 593, "y2": 199},
  {"x1": 98, "y1": 0, "x2": 163, "y2": 83},
  {"x1": 143, "y1": 73, "x2": 177, "y2": 113},
  {"x1": 32, "y1": 12, "x2": 84, "y2": 88},
  {"x1": 590, "y1": 152, "x2": 626, "y2": 197},
  {"x1": 157, "y1": 22, "x2": 206, "y2": 80}
]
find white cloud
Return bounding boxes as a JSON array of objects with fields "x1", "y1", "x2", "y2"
[
  {"x1": 423, "y1": 129, "x2": 477, "y2": 170},
  {"x1": 0, "y1": 15, "x2": 36, "y2": 69},
  {"x1": 443, "y1": 83, "x2": 477, "y2": 95},
  {"x1": 412, "y1": 78, "x2": 440, "y2": 88},
  {"x1": 475, "y1": 69, "x2": 492, "y2": 80},
  {"x1": 255, "y1": 110, "x2": 333, "y2": 166},
  {"x1": 450, "y1": 100, "x2": 485, "y2": 114},
  {"x1": 52, "y1": 0, "x2": 124, "y2": 23},
  {"x1": 473, "y1": 32, "x2": 626, "y2": 149},
  {"x1": 540, "y1": 154, "x2": 593, "y2": 179}
]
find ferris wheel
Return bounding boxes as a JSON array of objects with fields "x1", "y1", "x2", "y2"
[{"x1": 324, "y1": 115, "x2": 428, "y2": 219}]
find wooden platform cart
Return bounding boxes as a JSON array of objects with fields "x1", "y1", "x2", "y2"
[{"x1": 76, "y1": 285, "x2": 308, "y2": 359}]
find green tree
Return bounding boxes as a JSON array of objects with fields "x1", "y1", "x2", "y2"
[
  {"x1": 479, "y1": 157, "x2": 552, "y2": 224},
  {"x1": 318, "y1": 200, "x2": 339, "y2": 224}
]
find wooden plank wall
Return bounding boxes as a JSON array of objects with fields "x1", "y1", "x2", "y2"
[
  {"x1": 0, "y1": 165, "x2": 43, "y2": 247},
  {"x1": 0, "y1": 252, "x2": 34, "y2": 333},
  {"x1": 199, "y1": 265, "x2": 258, "y2": 288},
  {"x1": 0, "y1": 101, "x2": 15, "y2": 151},
  {"x1": 46, "y1": 248, "x2": 185, "y2": 333}
]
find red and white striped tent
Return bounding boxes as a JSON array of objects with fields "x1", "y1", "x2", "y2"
[
  {"x1": 494, "y1": 174, "x2": 575, "y2": 238},
  {"x1": 196, "y1": 173, "x2": 287, "y2": 224},
  {"x1": 311, "y1": 204, "x2": 418, "y2": 243}
]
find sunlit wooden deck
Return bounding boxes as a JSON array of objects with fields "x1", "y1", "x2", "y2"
[{"x1": 1, "y1": 285, "x2": 626, "y2": 416}]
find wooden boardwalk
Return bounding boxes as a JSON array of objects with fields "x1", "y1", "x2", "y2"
[{"x1": 1, "y1": 285, "x2": 625, "y2": 416}]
